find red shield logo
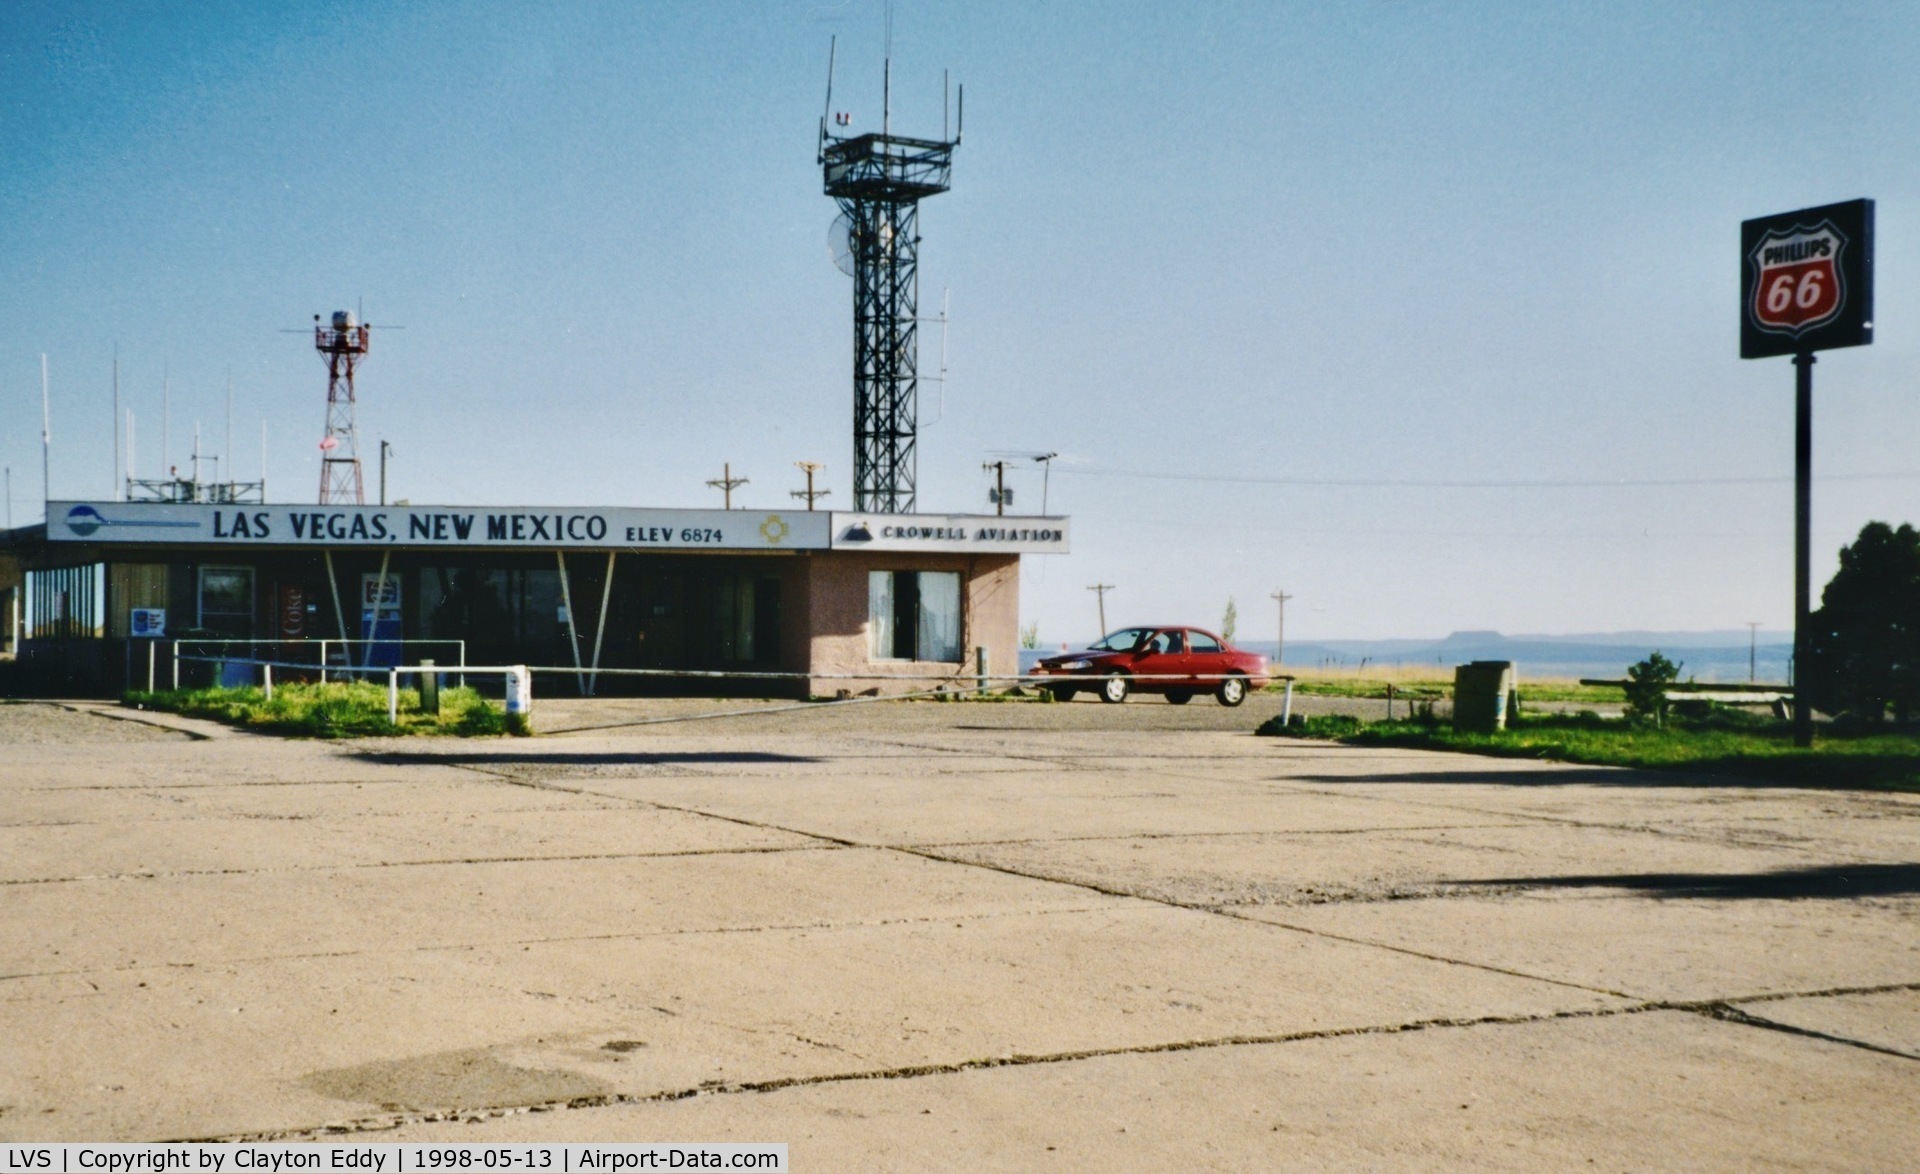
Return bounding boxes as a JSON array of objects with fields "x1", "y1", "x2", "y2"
[{"x1": 1749, "y1": 221, "x2": 1847, "y2": 336}]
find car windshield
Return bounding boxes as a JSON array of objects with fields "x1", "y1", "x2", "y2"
[{"x1": 1087, "y1": 627, "x2": 1154, "y2": 652}]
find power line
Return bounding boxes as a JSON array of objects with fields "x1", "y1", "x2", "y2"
[{"x1": 1053, "y1": 466, "x2": 1920, "y2": 490}]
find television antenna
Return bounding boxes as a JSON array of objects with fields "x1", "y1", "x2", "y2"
[{"x1": 987, "y1": 451, "x2": 1060, "y2": 513}]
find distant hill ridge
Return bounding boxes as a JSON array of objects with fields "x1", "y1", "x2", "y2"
[
  {"x1": 1028, "y1": 630, "x2": 1796, "y2": 683},
  {"x1": 1269, "y1": 630, "x2": 1793, "y2": 683}
]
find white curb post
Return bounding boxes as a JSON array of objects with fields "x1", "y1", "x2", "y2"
[
  {"x1": 387, "y1": 667, "x2": 399, "y2": 726},
  {"x1": 1281, "y1": 679, "x2": 1294, "y2": 726},
  {"x1": 505, "y1": 665, "x2": 532, "y2": 735},
  {"x1": 263, "y1": 663, "x2": 273, "y2": 702}
]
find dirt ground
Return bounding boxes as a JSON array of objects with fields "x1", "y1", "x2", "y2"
[{"x1": 1, "y1": 697, "x2": 1915, "y2": 1167}]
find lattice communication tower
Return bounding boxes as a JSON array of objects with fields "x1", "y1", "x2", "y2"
[
  {"x1": 314, "y1": 310, "x2": 370, "y2": 504},
  {"x1": 820, "y1": 50, "x2": 959, "y2": 513}
]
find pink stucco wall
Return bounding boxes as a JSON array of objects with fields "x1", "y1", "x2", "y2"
[{"x1": 803, "y1": 551, "x2": 1020, "y2": 696}]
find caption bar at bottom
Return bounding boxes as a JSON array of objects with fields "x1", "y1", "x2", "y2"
[{"x1": 0, "y1": 1147, "x2": 786, "y2": 1174}]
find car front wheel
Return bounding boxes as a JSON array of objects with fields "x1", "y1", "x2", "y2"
[
  {"x1": 1100, "y1": 672, "x2": 1130, "y2": 704},
  {"x1": 1216, "y1": 676, "x2": 1248, "y2": 707}
]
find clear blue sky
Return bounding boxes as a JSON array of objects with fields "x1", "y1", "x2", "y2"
[{"x1": 4, "y1": 1, "x2": 1917, "y2": 644}]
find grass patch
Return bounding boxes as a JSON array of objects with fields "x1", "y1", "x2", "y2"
[
  {"x1": 1262, "y1": 669, "x2": 1623, "y2": 705},
  {"x1": 125, "y1": 680, "x2": 517, "y2": 738},
  {"x1": 1259, "y1": 708, "x2": 1920, "y2": 792}
]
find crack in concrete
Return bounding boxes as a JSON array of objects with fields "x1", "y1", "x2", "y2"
[
  {"x1": 0, "y1": 904, "x2": 1114, "y2": 987},
  {"x1": 182, "y1": 982, "x2": 1920, "y2": 1143},
  {"x1": 1270, "y1": 781, "x2": 1900, "y2": 866},
  {"x1": 414, "y1": 742, "x2": 1920, "y2": 1018},
  {"x1": 905, "y1": 822, "x2": 1539, "y2": 850},
  {"x1": 886, "y1": 841, "x2": 1637, "y2": 998},
  {"x1": 0, "y1": 842, "x2": 839, "y2": 887}
]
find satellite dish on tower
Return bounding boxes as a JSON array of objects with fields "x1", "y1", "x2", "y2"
[{"x1": 829, "y1": 212, "x2": 855, "y2": 276}]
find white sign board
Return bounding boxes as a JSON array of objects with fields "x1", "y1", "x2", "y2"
[
  {"x1": 49, "y1": 502, "x2": 832, "y2": 551},
  {"x1": 49, "y1": 502, "x2": 1072, "y2": 554},
  {"x1": 830, "y1": 513, "x2": 1070, "y2": 554},
  {"x1": 129, "y1": 608, "x2": 167, "y2": 637}
]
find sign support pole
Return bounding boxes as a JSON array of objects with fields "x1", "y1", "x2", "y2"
[{"x1": 1792, "y1": 351, "x2": 1815, "y2": 748}]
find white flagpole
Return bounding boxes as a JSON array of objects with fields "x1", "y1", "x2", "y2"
[
  {"x1": 41, "y1": 354, "x2": 51, "y2": 516},
  {"x1": 113, "y1": 348, "x2": 121, "y2": 500}
]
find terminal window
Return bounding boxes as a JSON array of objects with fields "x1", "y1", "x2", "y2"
[
  {"x1": 197, "y1": 567, "x2": 255, "y2": 638},
  {"x1": 868, "y1": 570, "x2": 962, "y2": 662}
]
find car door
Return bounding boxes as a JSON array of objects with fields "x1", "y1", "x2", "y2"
[
  {"x1": 1185, "y1": 629, "x2": 1228, "y2": 685},
  {"x1": 1131, "y1": 629, "x2": 1183, "y2": 690}
]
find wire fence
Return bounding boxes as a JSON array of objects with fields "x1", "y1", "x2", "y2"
[{"x1": 158, "y1": 651, "x2": 1304, "y2": 731}]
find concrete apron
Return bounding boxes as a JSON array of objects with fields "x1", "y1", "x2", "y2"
[{"x1": 0, "y1": 705, "x2": 1915, "y2": 1160}]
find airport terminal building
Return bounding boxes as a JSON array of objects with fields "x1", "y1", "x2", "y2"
[{"x1": 0, "y1": 500, "x2": 1067, "y2": 697}]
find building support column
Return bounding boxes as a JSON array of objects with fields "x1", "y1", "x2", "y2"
[
  {"x1": 323, "y1": 550, "x2": 350, "y2": 662},
  {"x1": 363, "y1": 549, "x2": 392, "y2": 670},
  {"x1": 557, "y1": 551, "x2": 586, "y2": 696},
  {"x1": 587, "y1": 551, "x2": 616, "y2": 698}
]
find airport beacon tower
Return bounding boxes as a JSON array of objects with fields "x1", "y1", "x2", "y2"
[
  {"x1": 314, "y1": 310, "x2": 370, "y2": 505},
  {"x1": 820, "y1": 47, "x2": 959, "y2": 514}
]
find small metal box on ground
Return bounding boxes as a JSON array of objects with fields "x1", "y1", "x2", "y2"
[{"x1": 1454, "y1": 660, "x2": 1517, "y2": 733}]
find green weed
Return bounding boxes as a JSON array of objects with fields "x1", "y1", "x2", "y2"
[
  {"x1": 1258, "y1": 708, "x2": 1920, "y2": 792},
  {"x1": 125, "y1": 680, "x2": 513, "y2": 738}
]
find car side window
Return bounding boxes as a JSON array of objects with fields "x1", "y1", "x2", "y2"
[
  {"x1": 1166, "y1": 630, "x2": 1187, "y2": 653},
  {"x1": 1147, "y1": 632, "x2": 1173, "y2": 654},
  {"x1": 1188, "y1": 630, "x2": 1221, "y2": 653}
]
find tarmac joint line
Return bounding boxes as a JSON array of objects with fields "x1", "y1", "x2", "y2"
[{"x1": 189, "y1": 981, "x2": 1920, "y2": 1144}]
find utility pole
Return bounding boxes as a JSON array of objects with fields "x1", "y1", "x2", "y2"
[
  {"x1": 791, "y1": 461, "x2": 830, "y2": 510},
  {"x1": 1087, "y1": 582, "x2": 1115, "y2": 638},
  {"x1": 706, "y1": 462, "x2": 748, "y2": 510},
  {"x1": 984, "y1": 459, "x2": 1009, "y2": 516},
  {"x1": 1747, "y1": 621, "x2": 1761, "y2": 684},
  {"x1": 379, "y1": 440, "x2": 393, "y2": 506},
  {"x1": 1270, "y1": 589, "x2": 1294, "y2": 666}
]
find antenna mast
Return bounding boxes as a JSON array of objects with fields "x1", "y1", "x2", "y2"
[
  {"x1": 314, "y1": 310, "x2": 370, "y2": 504},
  {"x1": 819, "y1": 41, "x2": 961, "y2": 513}
]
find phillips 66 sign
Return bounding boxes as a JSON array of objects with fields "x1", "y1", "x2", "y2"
[{"x1": 1741, "y1": 198, "x2": 1874, "y2": 359}]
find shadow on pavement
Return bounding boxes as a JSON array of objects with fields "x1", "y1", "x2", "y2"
[
  {"x1": 1444, "y1": 862, "x2": 1920, "y2": 900},
  {"x1": 357, "y1": 750, "x2": 822, "y2": 767},
  {"x1": 1291, "y1": 768, "x2": 1667, "y2": 787}
]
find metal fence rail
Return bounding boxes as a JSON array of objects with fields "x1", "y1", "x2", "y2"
[{"x1": 161, "y1": 653, "x2": 1304, "y2": 730}]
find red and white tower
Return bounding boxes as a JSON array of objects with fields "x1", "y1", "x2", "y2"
[{"x1": 314, "y1": 310, "x2": 370, "y2": 504}]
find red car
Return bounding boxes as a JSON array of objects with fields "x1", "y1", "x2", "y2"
[{"x1": 1032, "y1": 626, "x2": 1270, "y2": 706}]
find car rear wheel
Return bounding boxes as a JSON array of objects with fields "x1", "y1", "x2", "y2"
[
  {"x1": 1100, "y1": 672, "x2": 1130, "y2": 704},
  {"x1": 1216, "y1": 676, "x2": 1248, "y2": 707},
  {"x1": 1165, "y1": 690, "x2": 1193, "y2": 705}
]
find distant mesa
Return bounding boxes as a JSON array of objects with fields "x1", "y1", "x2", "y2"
[{"x1": 1441, "y1": 630, "x2": 1507, "y2": 645}]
